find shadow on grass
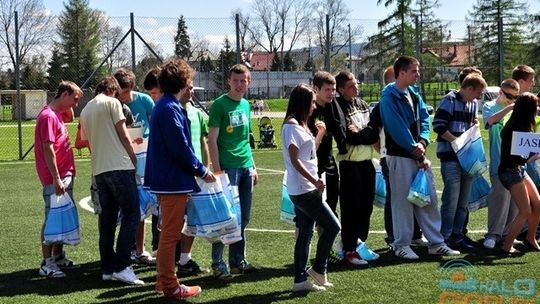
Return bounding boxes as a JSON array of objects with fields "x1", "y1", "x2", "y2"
[
  {"x1": 325, "y1": 241, "x2": 530, "y2": 273},
  {"x1": 97, "y1": 265, "x2": 302, "y2": 304},
  {"x1": 0, "y1": 261, "x2": 111, "y2": 297},
  {"x1": 0, "y1": 261, "x2": 298, "y2": 303},
  {"x1": 99, "y1": 290, "x2": 303, "y2": 304}
]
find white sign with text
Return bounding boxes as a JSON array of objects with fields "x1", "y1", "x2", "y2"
[{"x1": 510, "y1": 131, "x2": 540, "y2": 157}]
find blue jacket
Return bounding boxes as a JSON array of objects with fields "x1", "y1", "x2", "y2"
[
  {"x1": 379, "y1": 84, "x2": 430, "y2": 160},
  {"x1": 144, "y1": 94, "x2": 208, "y2": 194}
]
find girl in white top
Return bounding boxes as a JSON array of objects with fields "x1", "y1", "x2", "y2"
[{"x1": 282, "y1": 84, "x2": 341, "y2": 292}]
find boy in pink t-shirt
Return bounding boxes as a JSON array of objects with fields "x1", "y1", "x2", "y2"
[{"x1": 34, "y1": 81, "x2": 82, "y2": 278}]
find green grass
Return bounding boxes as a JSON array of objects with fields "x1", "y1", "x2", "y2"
[{"x1": 1, "y1": 117, "x2": 539, "y2": 303}]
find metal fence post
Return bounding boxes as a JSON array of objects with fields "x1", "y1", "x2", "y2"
[
  {"x1": 15, "y1": 11, "x2": 22, "y2": 160},
  {"x1": 325, "y1": 14, "x2": 330, "y2": 72},
  {"x1": 498, "y1": 16, "x2": 504, "y2": 84},
  {"x1": 235, "y1": 14, "x2": 241, "y2": 64},
  {"x1": 414, "y1": 15, "x2": 424, "y2": 98},
  {"x1": 130, "y1": 12, "x2": 136, "y2": 72},
  {"x1": 348, "y1": 24, "x2": 352, "y2": 72}
]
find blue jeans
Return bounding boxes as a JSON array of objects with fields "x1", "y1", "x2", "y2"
[
  {"x1": 291, "y1": 190, "x2": 340, "y2": 283},
  {"x1": 212, "y1": 167, "x2": 253, "y2": 269},
  {"x1": 95, "y1": 170, "x2": 140, "y2": 274},
  {"x1": 440, "y1": 161, "x2": 473, "y2": 242}
]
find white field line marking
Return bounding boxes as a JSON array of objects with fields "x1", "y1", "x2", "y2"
[
  {"x1": 78, "y1": 196, "x2": 487, "y2": 234},
  {"x1": 257, "y1": 167, "x2": 285, "y2": 174}
]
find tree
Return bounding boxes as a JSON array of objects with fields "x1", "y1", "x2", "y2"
[
  {"x1": 199, "y1": 55, "x2": 215, "y2": 72},
  {"x1": 529, "y1": 14, "x2": 540, "y2": 71},
  {"x1": 0, "y1": 0, "x2": 53, "y2": 72},
  {"x1": 134, "y1": 42, "x2": 162, "y2": 88},
  {"x1": 283, "y1": 51, "x2": 297, "y2": 71},
  {"x1": 214, "y1": 38, "x2": 236, "y2": 91},
  {"x1": 97, "y1": 11, "x2": 130, "y2": 74},
  {"x1": 52, "y1": 0, "x2": 104, "y2": 87},
  {"x1": 415, "y1": 0, "x2": 443, "y2": 45},
  {"x1": 362, "y1": 0, "x2": 415, "y2": 83},
  {"x1": 313, "y1": 0, "x2": 362, "y2": 72},
  {"x1": 174, "y1": 15, "x2": 191, "y2": 60},
  {"x1": 46, "y1": 44, "x2": 63, "y2": 90},
  {"x1": 246, "y1": 0, "x2": 311, "y2": 59},
  {"x1": 231, "y1": 9, "x2": 257, "y2": 52},
  {"x1": 20, "y1": 54, "x2": 46, "y2": 89},
  {"x1": 467, "y1": 0, "x2": 530, "y2": 83}
]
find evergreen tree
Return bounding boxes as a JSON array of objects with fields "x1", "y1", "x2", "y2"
[
  {"x1": 214, "y1": 38, "x2": 236, "y2": 91},
  {"x1": 529, "y1": 14, "x2": 540, "y2": 74},
  {"x1": 54, "y1": 0, "x2": 104, "y2": 87},
  {"x1": 200, "y1": 55, "x2": 215, "y2": 72},
  {"x1": 47, "y1": 45, "x2": 64, "y2": 91},
  {"x1": 174, "y1": 15, "x2": 192, "y2": 60},
  {"x1": 468, "y1": 0, "x2": 530, "y2": 83},
  {"x1": 270, "y1": 51, "x2": 281, "y2": 71},
  {"x1": 20, "y1": 55, "x2": 47, "y2": 89},
  {"x1": 363, "y1": 0, "x2": 416, "y2": 83},
  {"x1": 283, "y1": 52, "x2": 297, "y2": 71},
  {"x1": 303, "y1": 56, "x2": 315, "y2": 72}
]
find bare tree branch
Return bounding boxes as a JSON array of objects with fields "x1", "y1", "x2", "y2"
[{"x1": 0, "y1": 0, "x2": 53, "y2": 69}]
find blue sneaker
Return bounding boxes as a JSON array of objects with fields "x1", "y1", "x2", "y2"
[{"x1": 357, "y1": 243, "x2": 379, "y2": 261}]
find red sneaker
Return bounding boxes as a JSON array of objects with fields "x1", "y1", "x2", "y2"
[{"x1": 165, "y1": 284, "x2": 202, "y2": 299}]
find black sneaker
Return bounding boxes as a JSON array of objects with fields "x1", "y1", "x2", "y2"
[
  {"x1": 177, "y1": 259, "x2": 208, "y2": 275},
  {"x1": 327, "y1": 249, "x2": 343, "y2": 265}
]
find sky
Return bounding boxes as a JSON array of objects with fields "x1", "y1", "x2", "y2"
[
  {"x1": 42, "y1": 0, "x2": 540, "y2": 21},
  {"x1": 37, "y1": 0, "x2": 540, "y2": 58}
]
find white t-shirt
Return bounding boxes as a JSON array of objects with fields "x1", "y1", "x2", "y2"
[
  {"x1": 80, "y1": 94, "x2": 135, "y2": 176},
  {"x1": 282, "y1": 123, "x2": 318, "y2": 195}
]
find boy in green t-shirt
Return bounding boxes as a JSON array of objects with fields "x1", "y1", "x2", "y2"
[{"x1": 208, "y1": 64, "x2": 259, "y2": 279}]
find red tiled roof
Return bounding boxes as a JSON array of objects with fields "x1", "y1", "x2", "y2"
[
  {"x1": 249, "y1": 52, "x2": 274, "y2": 71},
  {"x1": 422, "y1": 42, "x2": 474, "y2": 67}
]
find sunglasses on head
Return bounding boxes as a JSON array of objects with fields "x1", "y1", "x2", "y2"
[{"x1": 502, "y1": 90, "x2": 518, "y2": 100}]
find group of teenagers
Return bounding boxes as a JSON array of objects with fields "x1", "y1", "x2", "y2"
[
  {"x1": 282, "y1": 56, "x2": 540, "y2": 292},
  {"x1": 33, "y1": 54, "x2": 540, "y2": 299},
  {"x1": 35, "y1": 60, "x2": 259, "y2": 299}
]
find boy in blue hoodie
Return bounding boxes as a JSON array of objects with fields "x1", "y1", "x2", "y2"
[{"x1": 380, "y1": 56, "x2": 459, "y2": 260}]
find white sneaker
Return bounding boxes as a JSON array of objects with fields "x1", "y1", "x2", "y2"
[
  {"x1": 112, "y1": 266, "x2": 145, "y2": 285},
  {"x1": 132, "y1": 251, "x2": 156, "y2": 265},
  {"x1": 483, "y1": 238, "x2": 496, "y2": 249},
  {"x1": 292, "y1": 280, "x2": 326, "y2": 292},
  {"x1": 429, "y1": 245, "x2": 461, "y2": 256},
  {"x1": 39, "y1": 262, "x2": 66, "y2": 278},
  {"x1": 412, "y1": 236, "x2": 429, "y2": 247},
  {"x1": 102, "y1": 274, "x2": 113, "y2": 281},
  {"x1": 395, "y1": 246, "x2": 419, "y2": 260},
  {"x1": 307, "y1": 267, "x2": 333, "y2": 288}
]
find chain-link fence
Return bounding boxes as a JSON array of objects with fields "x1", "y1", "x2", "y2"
[{"x1": 0, "y1": 12, "x2": 538, "y2": 161}]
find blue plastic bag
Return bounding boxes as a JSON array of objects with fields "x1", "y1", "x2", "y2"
[
  {"x1": 468, "y1": 175, "x2": 490, "y2": 212},
  {"x1": 135, "y1": 152, "x2": 146, "y2": 177},
  {"x1": 280, "y1": 172, "x2": 295, "y2": 225},
  {"x1": 220, "y1": 182, "x2": 242, "y2": 245},
  {"x1": 43, "y1": 193, "x2": 81, "y2": 246},
  {"x1": 374, "y1": 168, "x2": 386, "y2": 208},
  {"x1": 138, "y1": 185, "x2": 158, "y2": 221},
  {"x1": 407, "y1": 169, "x2": 431, "y2": 207},
  {"x1": 184, "y1": 174, "x2": 236, "y2": 239},
  {"x1": 451, "y1": 125, "x2": 488, "y2": 176}
]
